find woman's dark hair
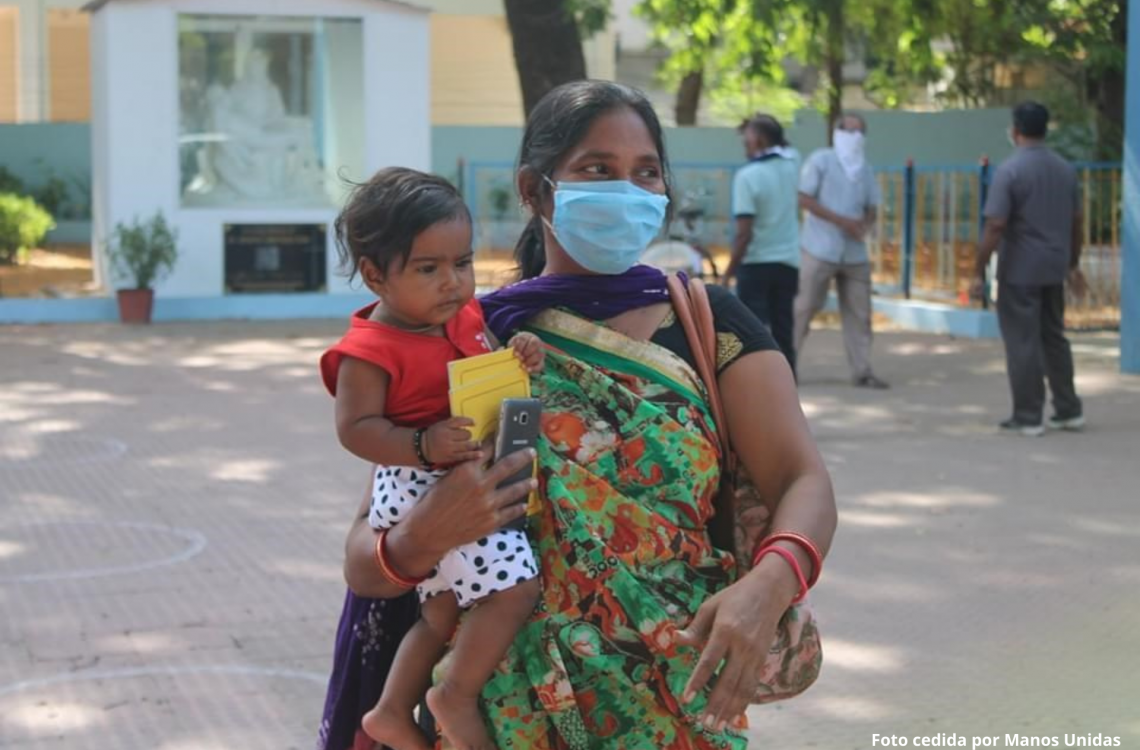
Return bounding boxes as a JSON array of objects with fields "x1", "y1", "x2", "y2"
[
  {"x1": 514, "y1": 80, "x2": 673, "y2": 280},
  {"x1": 1012, "y1": 101, "x2": 1049, "y2": 139},
  {"x1": 334, "y1": 167, "x2": 470, "y2": 281},
  {"x1": 739, "y1": 113, "x2": 789, "y2": 148}
]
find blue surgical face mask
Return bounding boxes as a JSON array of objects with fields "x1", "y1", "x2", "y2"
[{"x1": 543, "y1": 178, "x2": 669, "y2": 275}]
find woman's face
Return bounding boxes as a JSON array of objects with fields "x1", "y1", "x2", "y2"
[{"x1": 534, "y1": 106, "x2": 667, "y2": 274}]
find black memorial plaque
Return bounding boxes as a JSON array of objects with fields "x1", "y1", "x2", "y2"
[{"x1": 224, "y1": 223, "x2": 327, "y2": 293}]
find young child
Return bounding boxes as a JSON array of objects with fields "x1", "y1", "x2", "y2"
[{"x1": 320, "y1": 167, "x2": 543, "y2": 750}]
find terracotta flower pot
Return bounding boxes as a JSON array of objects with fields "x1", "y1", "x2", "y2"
[{"x1": 116, "y1": 288, "x2": 155, "y2": 324}]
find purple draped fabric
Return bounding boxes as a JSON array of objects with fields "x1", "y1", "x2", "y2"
[
  {"x1": 316, "y1": 590, "x2": 418, "y2": 750},
  {"x1": 480, "y1": 264, "x2": 670, "y2": 340}
]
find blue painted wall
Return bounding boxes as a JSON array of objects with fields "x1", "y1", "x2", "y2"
[
  {"x1": 431, "y1": 107, "x2": 1015, "y2": 175},
  {"x1": 0, "y1": 123, "x2": 91, "y2": 194},
  {"x1": 1122, "y1": 0, "x2": 1140, "y2": 374},
  {"x1": 4, "y1": 109, "x2": 1017, "y2": 206}
]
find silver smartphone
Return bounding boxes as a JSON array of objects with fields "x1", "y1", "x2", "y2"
[{"x1": 494, "y1": 398, "x2": 542, "y2": 530}]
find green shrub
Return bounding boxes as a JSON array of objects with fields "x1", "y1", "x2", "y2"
[
  {"x1": 106, "y1": 212, "x2": 179, "y2": 289},
  {"x1": 0, "y1": 193, "x2": 55, "y2": 265}
]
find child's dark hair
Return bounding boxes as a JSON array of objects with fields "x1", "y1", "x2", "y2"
[
  {"x1": 514, "y1": 81, "x2": 672, "y2": 280},
  {"x1": 334, "y1": 167, "x2": 471, "y2": 280}
]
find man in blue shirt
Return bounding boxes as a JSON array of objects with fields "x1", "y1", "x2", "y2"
[
  {"x1": 794, "y1": 113, "x2": 889, "y2": 388},
  {"x1": 727, "y1": 114, "x2": 802, "y2": 372}
]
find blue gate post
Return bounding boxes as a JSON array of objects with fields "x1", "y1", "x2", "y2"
[
  {"x1": 1122, "y1": 0, "x2": 1140, "y2": 373},
  {"x1": 977, "y1": 156, "x2": 991, "y2": 310},
  {"x1": 902, "y1": 158, "x2": 916, "y2": 299}
]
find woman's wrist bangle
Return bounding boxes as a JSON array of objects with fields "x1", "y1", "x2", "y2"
[
  {"x1": 412, "y1": 428, "x2": 432, "y2": 468},
  {"x1": 756, "y1": 531, "x2": 823, "y2": 588},
  {"x1": 374, "y1": 529, "x2": 427, "y2": 588},
  {"x1": 755, "y1": 546, "x2": 809, "y2": 604}
]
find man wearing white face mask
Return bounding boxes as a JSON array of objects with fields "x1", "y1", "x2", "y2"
[{"x1": 794, "y1": 113, "x2": 889, "y2": 389}]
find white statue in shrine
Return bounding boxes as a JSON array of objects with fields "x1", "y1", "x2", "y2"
[{"x1": 187, "y1": 48, "x2": 325, "y2": 204}]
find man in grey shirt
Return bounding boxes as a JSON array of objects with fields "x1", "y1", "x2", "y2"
[
  {"x1": 974, "y1": 101, "x2": 1085, "y2": 436},
  {"x1": 795, "y1": 113, "x2": 889, "y2": 388}
]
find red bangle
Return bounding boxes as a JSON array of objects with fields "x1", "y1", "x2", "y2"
[
  {"x1": 374, "y1": 529, "x2": 427, "y2": 588},
  {"x1": 755, "y1": 546, "x2": 809, "y2": 604},
  {"x1": 757, "y1": 531, "x2": 823, "y2": 588}
]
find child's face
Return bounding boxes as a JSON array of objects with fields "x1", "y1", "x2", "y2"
[{"x1": 366, "y1": 219, "x2": 476, "y2": 328}]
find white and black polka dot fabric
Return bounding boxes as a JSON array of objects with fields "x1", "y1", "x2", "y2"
[
  {"x1": 370, "y1": 465, "x2": 539, "y2": 608},
  {"x1": 369, "y1": 466, "x2": 445, "y2": 530}
]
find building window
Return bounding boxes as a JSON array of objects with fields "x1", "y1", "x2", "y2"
[{"x1": 177, "y1": 14, "x2": 364, "y2": 208}]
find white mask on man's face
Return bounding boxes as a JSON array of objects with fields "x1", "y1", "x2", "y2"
[{"x1": 833, "y1": 129, "x2": 866, "y2": 180}]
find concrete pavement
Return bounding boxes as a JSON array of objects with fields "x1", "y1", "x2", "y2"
[{"x1": 1, "y1": 322, "x2": 1137, "y2": 749}]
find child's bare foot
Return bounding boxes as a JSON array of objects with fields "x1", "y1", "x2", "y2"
[
  {"x1": 426, "y1": 683, "x2": 494, "y2": 750},
  {"x1": 362, "y1": 701, "x2": 432, "y2": 750}
]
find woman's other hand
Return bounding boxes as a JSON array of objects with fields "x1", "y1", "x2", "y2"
[
  {"x1": 674, "y1": 555, "x2": 800, "y2": 732},
  {"x1": 675, "y1": 348, "x2": 835, "y2": 731}
]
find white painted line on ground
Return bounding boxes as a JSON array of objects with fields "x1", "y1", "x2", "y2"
[
  {"x1": 0, "y1": 664, "x2": 327, "y2": 698},
  {"x1": 0, "y1": 520, "x2": 207, "y2": 583}
]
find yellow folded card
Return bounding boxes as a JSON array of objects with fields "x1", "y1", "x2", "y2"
[{"x1": 448, "y1": 349, "x2": 531, "y2": 443}]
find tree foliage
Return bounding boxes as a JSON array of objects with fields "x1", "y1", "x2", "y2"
[
  {"x1": 635, "y1": 0, "x2": 1126, "y2": 155},
  {"x1": 635, "y1": 0, "x2": 941, "y2": 127}
]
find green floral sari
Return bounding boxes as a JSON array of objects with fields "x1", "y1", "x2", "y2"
[{"x1": 453, "y1": 309, "x2": 747, "y2": 750}]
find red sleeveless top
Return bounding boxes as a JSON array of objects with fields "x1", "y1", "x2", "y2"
[{"x1": 320, "y1": 299, "x2": 492, "y2": 428}]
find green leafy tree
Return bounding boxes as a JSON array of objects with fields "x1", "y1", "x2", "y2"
[
  {"x1": 1017, "y1": 0, "x2": 1125, "y2": 159},
  {"x1": 636, "y1": 0, "x2": 939, "y2": 128},
  {"x1": 635, "y1": 0, "x2": 725, "y2": 125}
]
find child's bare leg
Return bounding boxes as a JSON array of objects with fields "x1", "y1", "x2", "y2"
[
  {"x1": 363, "y1": 593, "x2": 460, "y2": 750},
  {"x1": 427, "y1": 577, "x2": 541, "y2": 750}
]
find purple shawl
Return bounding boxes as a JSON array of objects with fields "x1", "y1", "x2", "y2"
[{"x1": 480, "y1": 264, "x2": 671, "y2": 340}]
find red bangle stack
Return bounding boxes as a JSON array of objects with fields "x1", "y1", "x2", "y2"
[
  {"x1": 754, "y1": 531, "x2": 823, "y2": 586},
  {"x1": 374, "y1": 529, "x2": 427, "y2": 588},
  {"x1": 752, "y1": 531, "x2": 824, "y2": 602},
  {"x1": 755, "y1": 546, "x2": 809, "y2": 604}
]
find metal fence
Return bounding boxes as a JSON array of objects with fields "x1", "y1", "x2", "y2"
[
  {"x1": 869, "y1": 161, "x2": 1121, "y2": 329},
  {"x1": 461, "y1": 158, "x2": 1123, "y2": 330}
]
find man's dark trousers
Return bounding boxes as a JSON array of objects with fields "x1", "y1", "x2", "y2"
[
  {"x1": 738, "y1": 262, "x2": 798, "y2": 375},
  {"x1": 997, "y1": 283, "x2": 1082, "y2": 424}
]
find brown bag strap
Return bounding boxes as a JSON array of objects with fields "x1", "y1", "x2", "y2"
[{"x1": 665, "y1": 275, "x2": 737, "y2": 476}]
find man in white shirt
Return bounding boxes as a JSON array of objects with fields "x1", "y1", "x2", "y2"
[{"x1": 795, "y1": 113, "x2": 889, "y2": 388}]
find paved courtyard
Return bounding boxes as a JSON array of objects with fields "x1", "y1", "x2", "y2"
[{"x1": 1, "y1": 321, "x2": 1137, "y2": 749}]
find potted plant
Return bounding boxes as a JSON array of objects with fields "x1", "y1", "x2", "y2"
[{"x1": 105, "y1": 211, "x2": 178, "y2": 324}]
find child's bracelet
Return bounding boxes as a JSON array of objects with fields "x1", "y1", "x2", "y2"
[{"x1": 412, "y1": 428, "x2": 432, "y2": 468}]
